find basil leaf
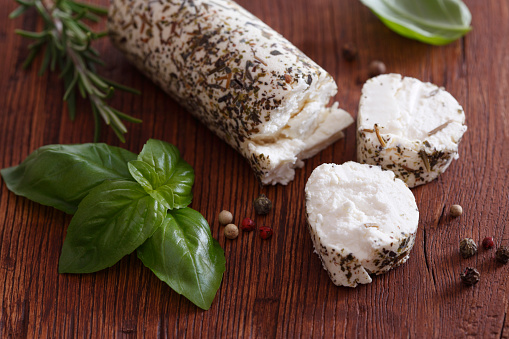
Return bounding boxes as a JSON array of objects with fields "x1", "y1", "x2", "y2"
[
  {"x1": 360, "y1": 0, "x2": 472, "y2": 45},
  {"x1": 137, "y1": 208, "x2": 226, "y2": 310},
  {"x1": 58, "y1": 180, "x2": 166, "y2": 273},
  {"x1": 1, "y1": 144, "x2": 136, "y2": 214},
  {"x1": 128, "y1": 139, "x2": 194, "y2": 210}
]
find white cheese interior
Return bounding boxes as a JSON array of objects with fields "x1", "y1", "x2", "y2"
[
  {"x1": 358, "y1": 74, "x2": 466, "y2": 153},
  {"x1": 249, "y1": 76, "x2": 353, "y2": 185},
  {"x1": 306, "y1": 162, "x2": 418, "y2": 262}
]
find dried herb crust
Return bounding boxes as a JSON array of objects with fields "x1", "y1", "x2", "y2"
[
  {"x1": 357, "y1": 130, "x2": 461, "y2": 187},
  {"x1": 306, "y1": 215, "x2": 416, "y2": 287},
  {"x1": 108, "y1": 0, "x2": 352, "y2": 184}
]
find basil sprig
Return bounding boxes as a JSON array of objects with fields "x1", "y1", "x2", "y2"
[
  {"x1": 1, "y1": 139, "x2": 225, "y2": 310},
  {"x1": 128, "y1": 139, "x2": 194, "y2": 210}
]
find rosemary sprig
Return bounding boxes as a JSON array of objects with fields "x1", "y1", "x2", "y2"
[
  {"x1": 373, "y1": 123, "x2": 387, "y2": 148},
  {"x1": 10, "y1": 0, "x2": 141, "y2": 142},
  {"x1": 427, "y1": 119, "x2": 452, "y2": 136}
]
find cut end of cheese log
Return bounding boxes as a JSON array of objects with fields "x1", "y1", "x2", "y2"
[
  {"x1": 305, "y1": 162, "x2": 419, "y2": 287},
  {"x1": 108, "y1": 0, "x2": 353, "y2": 185},
  {"x1": 357, "y1": 74, "x2": 467, "y2": 187}
]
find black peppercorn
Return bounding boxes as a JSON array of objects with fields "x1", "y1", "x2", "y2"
[
  {"x1": 254, "y1": 194, "x2": 272, "y2": 215},
  {"x1": 459, "y1": 238, "x2": 477, "y2": 258},
  {"x1": 495, "y1": 245, "x2": 509, "y2": 264},
  {"x1": 460, "y1": 267, "x2": 480, "y2": 286},
  {"x1": 342, "y1": 43, "x2": 358, "y2": 62}
]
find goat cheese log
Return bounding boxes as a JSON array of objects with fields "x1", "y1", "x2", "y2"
[
  {"x1": 305, "y1": 162, "x2": 419, "y2": 287},
  {"x1": 357, "y1": 74, "x2": 467, "y2": 187},
  {"x1": 108, "y1": 0, "x2": 354, "y2": 185}
]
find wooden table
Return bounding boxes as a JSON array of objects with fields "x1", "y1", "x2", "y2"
[{"x1": 1, "y1": 0, "x2": 508, "y2": 337}]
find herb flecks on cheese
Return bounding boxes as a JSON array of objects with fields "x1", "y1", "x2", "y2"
[
  {"x1": 305, "y1": 162, "x2": 419, "y2": 287},
  {"x1": 108, "y1": 0, "x2": 353, "y2": 185},
  {"x1": 357, "y1": 74, "x2": 467, "y2": 187}
]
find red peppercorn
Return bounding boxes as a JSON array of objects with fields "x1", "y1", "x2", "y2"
[
  {"x1": 259, "y1": 226, "x2": 273, "y2": 240},
  {"x1": 241, "y1": 218, "x2": 256, "y2": 231},
  {"x1": 482, "y1": 237, "x2": 495, "y2": 249}
]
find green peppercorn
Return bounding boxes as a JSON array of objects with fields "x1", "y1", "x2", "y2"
[
  {"x1": 495, "y1": 245, "x2": 509, "y2": 264},
  {"x1": 254, "y1": 194, "x2": 272, "y2": 215},
  {"x1": 460, "y1": 267, "x2": 480, "y2": 286},
  {"x1": 459, "y1": 238, "x2": 477, "y2": 258}
]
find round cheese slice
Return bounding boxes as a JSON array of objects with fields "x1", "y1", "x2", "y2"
[
  {"x1": 305, "y1": 162, "x2": 419, "y2": 287},
  {"x1": 357, "y1": 74, "x2": 467, "y2": 187}
]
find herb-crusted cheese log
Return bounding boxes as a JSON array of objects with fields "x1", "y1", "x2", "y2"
[
  {"x1": 357, "y1": 74, "x2": 467, "y2": 187},
  {"x1": 305, "y1": 162, "x2": 418, "y2": 287},
  {"x1": 108, "y1": 0, "x2": 354, "y2": 185}
]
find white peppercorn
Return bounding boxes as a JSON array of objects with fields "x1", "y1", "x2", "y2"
[
  {"x1": 368, "y1": 60, "x2": 386, "y2": 77},
  {"x1": 218, "y1": 210, "x2": 233, "y2": 225},
  {"x1": 224, "y1": 224, "x2": 239, "y2": 239},
  {"x1": 450, "y1": 204, "x2": 463, "y2": 217}
]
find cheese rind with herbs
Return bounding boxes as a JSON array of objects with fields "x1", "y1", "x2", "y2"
[
  {"x1": 357, "y1": 74, "x2": 467, "y2": 187},
  {"x1": 108, "y1": 0, "x2": 353, "y2": 185},
  {"x1": 305, "y1": 162, "x2": 419, "y2": 287}
]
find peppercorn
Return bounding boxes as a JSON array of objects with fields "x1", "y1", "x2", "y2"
[
  {"x1": 241, "y1": 218, "x2": 256, "y2": 232},
  {"x1": 368, "y1": 60, "x2": 386, "y2": 77},
  {"x1": 460, "y1": 267, "x2": 480, "y2": 286},
  {"x1": 218, "y1": 210, "x2": 233, "y2": 225},
  {"x1": 482, "y1": 237, "x2": 495, "y2": 250},
  {"x1": 459, "y1": 238, "x2": 477, "y2": 258},
  {"x1": 254, "y1": 194, "x2": 272, "y2": 215},
  {"x1": 342, "y1": 43, "x2": 358, "y2": 62},
  {"x1": 224, "y1": 224, "x2": 239, "y2": 239},
  {"x1": 495, "y1": 245, "x2": 509, "y2": 264},
  {"x1": 259, "y1": 226, "x2": 273, "y2": 240},
  {"x1": 450, "y1": 204, "x2": 463, "y2": 218}
]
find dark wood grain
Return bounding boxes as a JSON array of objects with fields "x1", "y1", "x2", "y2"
[{"x1": 1, "y1": 0, "x2": 508, "y2": 337}]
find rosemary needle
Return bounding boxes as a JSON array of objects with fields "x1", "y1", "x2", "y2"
[{"x1": 10, "y1": 0, "x2": 141, "y2": 142}]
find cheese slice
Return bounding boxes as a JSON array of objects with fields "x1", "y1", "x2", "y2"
[
  {"x1": 305, "y1": 162, "x2": 419, "y2": 287},
  {"x1": 357, "y1": 74, "x2": 467, "y2": 187}
]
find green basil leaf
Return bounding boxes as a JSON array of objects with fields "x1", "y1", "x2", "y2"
[
  {"x1": 1, "y1": 144, "x2": 136, "y2": 214},
  {"x1": 137, "y1": 208, "x2": 226, "y2": 310},
  {"x1": 128, "y1": 139, "x2": 194, "y2": 210},
  {"x1": 127, "y1": 160, "x2": 159, "y2": 189},
  {"x1": 58, "y1": 180, "x2": 166, "y2": 273},
  {"x1": 360, "y1": 0, "x2": 472, "y2": 45}
]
